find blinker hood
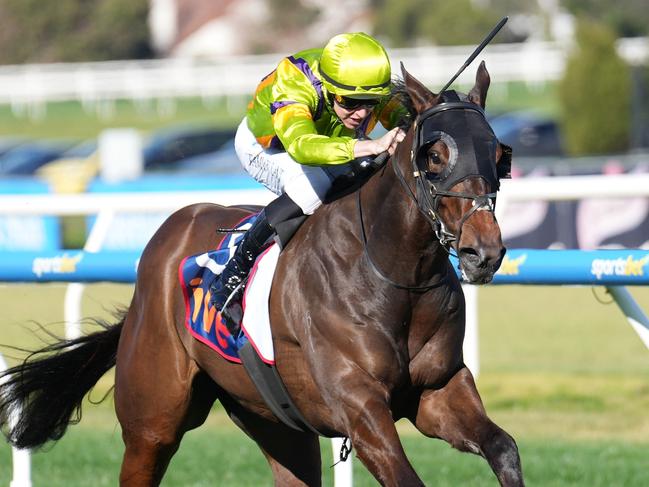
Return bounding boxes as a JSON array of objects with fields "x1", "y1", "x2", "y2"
[{"x1": 415, "y1": 91, "x2": 500, "y2": 192}]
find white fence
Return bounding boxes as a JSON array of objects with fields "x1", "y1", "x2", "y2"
[{"x1": 1, "y1": 38, "x2": 647, "y2": 108}]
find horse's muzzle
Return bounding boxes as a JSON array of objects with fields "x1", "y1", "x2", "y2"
[{"x1": 458, "y1": 245, "x2": 506, "y2": 284}]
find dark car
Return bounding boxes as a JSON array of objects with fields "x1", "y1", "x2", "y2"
[
  {"x1": 0, "y1": 141, "x2": 72, "y2": 176},
  {"x1": 489, "y1": 112, "x2": 564, "y2": 157},
  {"x1": 151, "y1": 139, "x2": 245, "y2": 175},
  {"x1": 0, "y1": 137, "x2": 27, "y2": 158},
  {"x1": 62, "y1": 140, "x2": 98, "y2": 159},
  {"x1": 143, "y1": 126, "x2": 236, "y2": 171}
]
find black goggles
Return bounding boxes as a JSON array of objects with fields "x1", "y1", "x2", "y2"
[{"x1": 333, "y1": 95, "x2": 381, "y2": 110}]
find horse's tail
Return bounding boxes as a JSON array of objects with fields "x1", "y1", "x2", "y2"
[{"x1": 0, "y1": 312, "x2": 126, "y2": 450}]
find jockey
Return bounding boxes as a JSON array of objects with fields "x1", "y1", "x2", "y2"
[{"x1": 211, "y1": 32, "x2": 407, "y2": 330}]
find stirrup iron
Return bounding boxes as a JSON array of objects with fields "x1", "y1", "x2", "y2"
[{"x1": 220, "y1": 281, "x2": 245, "y2": 335}]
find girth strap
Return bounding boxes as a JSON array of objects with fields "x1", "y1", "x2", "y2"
[{"x1": 238, "y1": 341, "x2": 322, "y2": 435}]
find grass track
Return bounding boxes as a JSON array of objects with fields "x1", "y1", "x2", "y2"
[
  {"x1": 2, "y1": 426, "x2": 647, "y2": 486},
  {"x1": 0, "y1": 97, "x2": 247, "y2": 140},
  {"x1": 1, "y1": 284, "x2": 648, "y2": 485},
  {"x1": 0, "y1": 81, "x2": 559, "y2": 140}
]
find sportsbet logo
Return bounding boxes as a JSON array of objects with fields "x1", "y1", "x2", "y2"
[
  {"x1": 497, "y1": 254, "x2": 527, "y2": 275},
  {"x1": 591, "y1": 254, "x2": 649, "y2": 280},
  {"x1": 32, "y1": 253, "x2": 83, "y2": 278}
]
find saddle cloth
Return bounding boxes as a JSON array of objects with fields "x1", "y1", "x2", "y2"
[{"x1": 179, "y1": 213, "x2": 279, "y2": 365}]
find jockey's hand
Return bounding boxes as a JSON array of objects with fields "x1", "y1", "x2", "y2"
[{"x1": 353, "y1": 127, "x2": 406, "y2": 158}]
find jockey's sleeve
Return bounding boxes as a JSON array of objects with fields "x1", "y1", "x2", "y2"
[
  {"x1": 271, "y1": 60, "x2": 356, "y2": 166},
  {"x1": 273, "y1": 104, "x2": 356, "y2": 165}
]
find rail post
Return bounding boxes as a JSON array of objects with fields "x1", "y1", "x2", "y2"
[{"x1": 0, "y1": 355, "x2": 32, "y2": 487}]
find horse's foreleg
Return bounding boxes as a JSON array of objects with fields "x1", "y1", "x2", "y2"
[
  {"x1": 293, "y1": 333, "x2": 424, "y2": 485},
  {"x1": 410, "y1": 367, "x2": 524, "y2": 487},
  {"x1": 334, "y1": 388, "x2": 423, "y2": 487}
]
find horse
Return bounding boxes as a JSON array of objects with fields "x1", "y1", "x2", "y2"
[{"x1": 0, "y1": 62, "x2": 523, "y2": 486}]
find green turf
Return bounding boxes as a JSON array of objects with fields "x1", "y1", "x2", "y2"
[
  {"x1": 2, "y1": 427, "x2": 647, "y2": 486},
  {"x1": 0, "y1": 97, "x2": 247, "y2": 140},
  {"x1": 1, "y1": 284, "x2": 648, "y2": 485},
  {"x1": 0, "y1": 81, "x2": 558, "y2": 140}
]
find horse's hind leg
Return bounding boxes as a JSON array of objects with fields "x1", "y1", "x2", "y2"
[
  {"x1": 222, "y1": 398, "x2": 322, "y2": 486},
  {"x1": 410, "y1": 367, "x2": 524, "y2": 487},
  {"x1": 115, "y1": 309, "x2": 218, "y2": 486}
]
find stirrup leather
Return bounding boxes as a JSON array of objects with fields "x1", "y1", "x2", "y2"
[{"x1": 219, "y1": 282, "x2": 245, "y2": 336}]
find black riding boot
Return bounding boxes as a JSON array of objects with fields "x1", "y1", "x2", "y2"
[
  {"x1": 210, "y1": 193, "x2": 304, "y2": 334},
  {"x1": 210, "y1": 209, "x2": 273, "y2": 330}
]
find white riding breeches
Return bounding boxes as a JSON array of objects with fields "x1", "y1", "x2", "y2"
[{"x1": 234, "y1": 118, "x2": 350, "y2": 215}]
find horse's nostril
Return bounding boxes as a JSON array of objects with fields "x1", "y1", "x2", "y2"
[
  {"x1": 459, "y1": 247, "x2": 480, "y2": 263},
  {"x1": 460, "y1": 247, "x2": 505, "y2": 268},
  {"x1": 485, "y1": 247, "x2": 506, "y2": 268}
]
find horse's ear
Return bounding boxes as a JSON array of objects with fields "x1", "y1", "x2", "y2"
[
  {"x1": 467, "y1": 61, "x2": 490, "y2": 109},
  {"x1": 401, "y1": 62, "x2": 439, "y2": 113}
]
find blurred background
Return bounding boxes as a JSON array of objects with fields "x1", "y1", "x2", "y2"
[
  {"x1": 0, "y1": 2, "x2": 648, "y2": 487},
  {"x1": 0, "y1": 0, "x2": 648, "y2": 249}
]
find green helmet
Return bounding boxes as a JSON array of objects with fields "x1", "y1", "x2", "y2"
[{"x1": 319, "y1": 32, "x2": 391, "y2": 99}]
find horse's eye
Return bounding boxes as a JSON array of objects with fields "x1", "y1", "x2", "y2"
[{"x1": 429, "y1": 151, "x2": 442, "y2": 165}]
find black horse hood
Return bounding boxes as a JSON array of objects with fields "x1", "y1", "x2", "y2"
[{"x1": 416, "y1": 90, "x2": 500, "y2": 192}]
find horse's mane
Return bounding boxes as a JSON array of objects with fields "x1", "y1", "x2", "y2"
[
  {"x1": 388, "y1": 79, "x2": 472, "y2": 129},
  {"x1": 389, "y1": 78, "x2": 416, "y2": 129}
]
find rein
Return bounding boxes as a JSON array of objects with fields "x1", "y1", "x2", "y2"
[{"x1": 357, "y1": 188, "x2": 449, "y2": 291}]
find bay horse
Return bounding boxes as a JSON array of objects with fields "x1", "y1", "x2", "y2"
[{"x1": 0, "y1": 62, "x2": 523, "y2": 486}]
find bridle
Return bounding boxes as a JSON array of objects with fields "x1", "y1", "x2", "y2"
[
  {"x1": 356, "y1": 17, "x2": 512, "y2": 290},
  {"x1": 358, "y1": 94, "x2": 511, "y2": 290},
  {"x1": 399, "y1": 95, "x2": 508, "y2": 252}
]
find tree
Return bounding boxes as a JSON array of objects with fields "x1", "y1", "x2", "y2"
[
  {"x1": 371, "y1": 0, "x2": 525, "y2": 47},
  {"x1": 0, "y1": 0, "x2": 152, "y2": 64},
  {"x1": 558, "y1": 19, "x2": 631, "y2": 155},
  {"x1": 267, "y1": 0, "x2": 320, "y2": 31},
  {"x1": 563, "y1": 0, "x2": 649, "y2": 37},
  {"x1": 414, "y1": 0, "x2": 504, "y2": 46}
]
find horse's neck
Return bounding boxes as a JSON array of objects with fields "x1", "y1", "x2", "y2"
[{"x1": 358, "y1": 159, "x2": 448, "y2": 285}]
